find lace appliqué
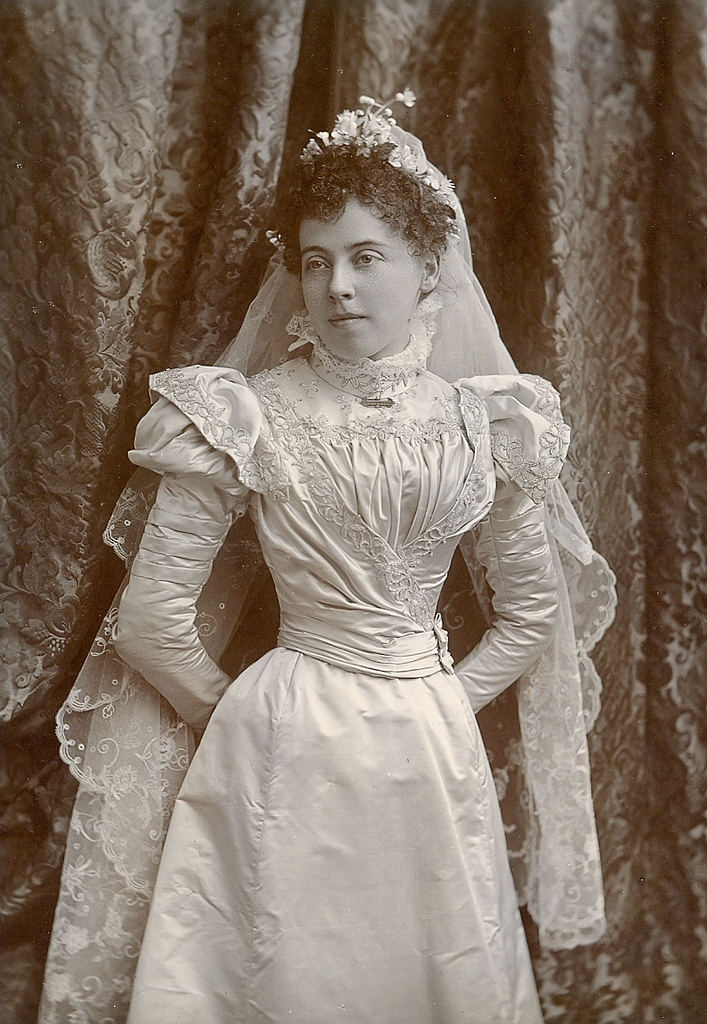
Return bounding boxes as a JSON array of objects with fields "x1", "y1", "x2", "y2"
[
  {"x1": 298, "y1": 409, "x2": 460, "y2": 446},
  {"x1": 102, "y1": 480, "x2": 158, "y2": 566},
  {"x1": 490, "y1": 375, "x2": 570, "y2": 504},
  {"x1": 42, "y1": 605, "x2": 192, "y2": 1023},
  {"x1": 250, "y1": 368, "x2": 497, "y2": 618},
  {"x1": 154, "y1": 368, "x2": 254, "y2": 457},
  {"x1": 152, "y1": 367, "x2": 289, "y2": 501},
  {"x1": 525, "y1": 372, "x2": 562, "y2": 420},
  {"x1": 558, "y1": 542, "x2": 618, "y2": 730},
  {"x1": 517, "y1": 545, "x2": 608, "y2": 948},
  {"x1": 309, "y1": 320, "x2": 431, "y2": 400}
]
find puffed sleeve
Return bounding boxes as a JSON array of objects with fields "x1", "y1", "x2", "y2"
[
  {"x1": 454, "y1": 374, "x2": 570, "y2": 712},
  {"x1": 112, "y1": 366, "x2": 267, "y2": 730}
]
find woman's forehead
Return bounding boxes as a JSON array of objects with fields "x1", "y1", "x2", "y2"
[{"x1": 299, "y1": 197, "x2": 404, "y2": 252}]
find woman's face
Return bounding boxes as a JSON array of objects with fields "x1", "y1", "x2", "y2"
[{"x1": 299, "y1": 198, "x2": 439, "y2": 361}]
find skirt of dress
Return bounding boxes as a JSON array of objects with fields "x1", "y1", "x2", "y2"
[{"x1": 127, "y1": 648, "x2": 543, "y2": 1024}]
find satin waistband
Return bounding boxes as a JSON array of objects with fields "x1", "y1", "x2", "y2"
[{"x1": 277, "y1": 616, "x2": 454, "y2": 679}]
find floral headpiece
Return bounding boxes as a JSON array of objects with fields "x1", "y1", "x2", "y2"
[
  {"x1": 266, "y1": 90, "x2": 457, "y2": 252},
  {"x1": 301, "y1": 89, "x2": 455, "y2": 201}
]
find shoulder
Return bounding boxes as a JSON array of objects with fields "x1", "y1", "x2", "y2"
[
  {"x1": 457, "y1": 373, "x2": 564, "y2": 422},
  {"x1": 129, "y1": 364, "x2": 287, "y2": 497},
  {"x1": 149, "y1": 364, "x2": 262, "y2": 455},
  {"x1": 418, "y1": 369, "x2": 482, "y2": 420},
  {"x1": 455, "y1": 373, "x2": 570, "y2": 503},
  {"x1": 413, "y1": 369, "x2": 491, "y2": 451},
  {"x1": 247, "y1": 356, "x2": 310, "y2": 405}
]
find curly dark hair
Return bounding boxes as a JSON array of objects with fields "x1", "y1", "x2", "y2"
[{"x1": 277, "y1": 142, "x2": 456, "y2": 274}]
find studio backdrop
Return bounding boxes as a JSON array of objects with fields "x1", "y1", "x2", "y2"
[{"x1": 0, "y1": 1, "x2": 704, "y2": 1022}]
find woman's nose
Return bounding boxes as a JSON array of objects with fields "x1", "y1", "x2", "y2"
[{"x1": 328, "y1": 261, "x2": 355, "y2": 299}]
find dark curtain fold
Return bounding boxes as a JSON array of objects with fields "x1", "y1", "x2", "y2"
[{"x1": 0, "y1": 1, "x2": 703, "y2": 1021}]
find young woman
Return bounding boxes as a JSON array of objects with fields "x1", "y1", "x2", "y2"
[{"x1": 41, "y1": 95, "x2": 613, "y2": 1024}]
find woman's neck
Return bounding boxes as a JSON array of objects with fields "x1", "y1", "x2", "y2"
[{"x1": 309, "y1": 321, "x2": 432, "y2": 404}]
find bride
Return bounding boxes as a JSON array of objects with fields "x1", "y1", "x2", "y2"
[{"x1": 40, "y1": 93, "x2": 614, "y2": 1024}]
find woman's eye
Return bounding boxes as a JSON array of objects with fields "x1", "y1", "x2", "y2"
[
  {"x1": 303, "y1": 257, "x2": 327, "y2": 272},
  {"x1": 355, "y1": 252, "x2": 379, "y2": 266}
]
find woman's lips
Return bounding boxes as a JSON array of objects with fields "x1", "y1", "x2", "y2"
[{"x1": 329, "y1": 314, "x2": 364, "y2": 324}]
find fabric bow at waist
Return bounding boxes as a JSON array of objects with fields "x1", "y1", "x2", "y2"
[{"x1": 277, "y1": 614, "x2": 454, "y2": 678}]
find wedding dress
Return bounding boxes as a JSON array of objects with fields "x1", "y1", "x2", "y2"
[
  {"x1": 38, "y1": 92, "x2": 617, "y2": 1022},
  {"x1": 114, "y1": 326, "x2": 564, "y2": 1023}
]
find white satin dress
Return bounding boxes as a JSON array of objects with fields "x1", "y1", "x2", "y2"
[{"x1": 115, "y1": 336, "x2": 565, "y2": 1023}]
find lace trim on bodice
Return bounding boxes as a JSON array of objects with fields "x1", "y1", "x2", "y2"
[{"x1": 298, "y1": 407, "x2": 459, "y2": 446}]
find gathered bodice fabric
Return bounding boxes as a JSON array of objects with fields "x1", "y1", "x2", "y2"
[{"x1": 246, "y1": 361, "x2": 495, "y2": 670}]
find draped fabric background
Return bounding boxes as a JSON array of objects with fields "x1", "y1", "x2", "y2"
[{"x1": 0, "y1": 1, "x2": 704, "y2": 1021}]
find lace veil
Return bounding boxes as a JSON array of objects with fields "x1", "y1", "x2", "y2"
[{"x1": 39, "y1": 124, "x2": 616, "y2": 1023}]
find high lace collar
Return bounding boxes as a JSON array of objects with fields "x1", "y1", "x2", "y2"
[{"x1": 308, "y1": 319, "x2": 433, "y2": 403}]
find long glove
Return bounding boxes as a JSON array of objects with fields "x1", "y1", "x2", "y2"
[
  {"x1": 113, "y1": 472, "x2": 242, "y2": 730},
  {"x1": 455, "y1": 483, "x2": 559, "y2": 712}
]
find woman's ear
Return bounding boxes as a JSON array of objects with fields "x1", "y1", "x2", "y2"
[{"x1": 419, "y1": 253, "x2": 441, "y2": 295}]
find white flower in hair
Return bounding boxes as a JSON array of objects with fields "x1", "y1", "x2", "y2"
[
  {"x1": 331, "y1": 110, "x2": 359, "y2": 141},
  {"x1": 395, "y1": 88, "x2": 416, "y2": 107},
  {"x1": 302, "y1": 138, "x2": 322, "y2": 162}
]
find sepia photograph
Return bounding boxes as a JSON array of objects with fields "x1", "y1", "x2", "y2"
[{"x1": 0, "y1": 1, "x2": 704, "y2": 1022}]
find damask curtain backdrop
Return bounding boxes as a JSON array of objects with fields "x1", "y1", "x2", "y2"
[{"x1": 0, "y1": 1, "x2": 703, "y2": 1021}]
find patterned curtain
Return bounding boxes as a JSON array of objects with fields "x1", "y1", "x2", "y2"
[{"x1": 0, "y1": 1, "x2": 703, "y2": 1021}]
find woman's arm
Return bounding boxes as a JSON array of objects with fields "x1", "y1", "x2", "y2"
[
  {"x1": 113, "y1": 471, "x2": 245, "y2": 730},
  {"x1": 454, "y1": 479, "x2": 559, "y2": 712}
]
